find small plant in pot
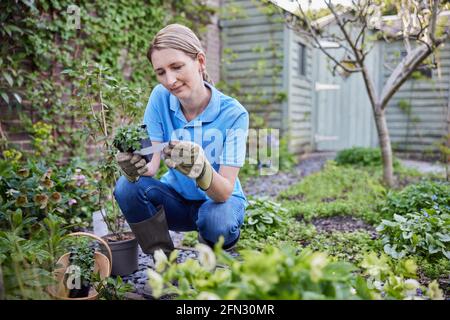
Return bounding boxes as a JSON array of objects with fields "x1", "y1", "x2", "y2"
[
  {"x1": 113, "y1": 124, "x2": 153, "y2": 164},
  {"x1": 63, "y1": 238, "x2": 96, "y2": 298},
  {"x1": 96, "y1": 199, "x2": 139, "y2": 276}
]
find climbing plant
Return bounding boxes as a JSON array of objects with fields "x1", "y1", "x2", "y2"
[{"x1": 0, "y1": 0, "x2": 215, "y2": 162}]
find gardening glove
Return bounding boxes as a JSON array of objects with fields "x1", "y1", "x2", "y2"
[
  {"x1": 163, "y1": 141, "x2": 213, "y2": 191},
  {"x1": 115, "y1": 152, "x2": 148, "y2": 182}
]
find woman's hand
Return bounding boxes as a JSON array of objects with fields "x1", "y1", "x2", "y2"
[
  {"x1": 163, "y1": 141, "x2": 213, "y2": 191},
  {"x1": 115, "y1": 152, "x2": 148, "y2": 182}
]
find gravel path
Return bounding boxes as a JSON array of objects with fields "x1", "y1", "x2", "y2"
[{"x1": 243, "y1": 152, "x2": 336, "y2": 199}]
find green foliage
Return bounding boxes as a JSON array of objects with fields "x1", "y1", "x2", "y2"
[
  {"x1": 335, "y1": 147, "x2": 400, "y2": 168},
  {"x1": 380, "y1": 180, "x2": 450, "y2": 218},
  {"x1": 0, "y1": 212, "x2": 68, "y2": 299},
  {"x1": 243, "y1": 197, "x2": 286, "y2": 234},
  {"x1": 377, "y1": 181, "x2": 450, "y2": 260},
  {"x1": 92, "y1": 274, "x2": 134, "y2": 300},
  {"x1": 149, "y1": 243, "x2": 373, "y2": 300},
  {"x1": 30, "y1": 121, "x2": 56, "y2": 158},
  {"x1": 279, "y1": 161, "x2": 386, "y2": 223},
  {"x1": 64, "y1": 237, "x2": 95, "y2": 288},
  {"x1": 376, "y1": 210, "x2": 449, "y2": 260},
  {"x1": 306, "y1": 231, "x2": 381, "y2": 264},
  {"x1": 360, "y1": 252, "x2": 443, "y2": 300},
  {"x1": 418, "y1": 256, "x2": 450, "y2": 280},
  {"x1": 181, "y1": 231, "x2": 200, "y2": 247},
  {"x1": 0, "y1": 158, "x2": 99, "y2": 230},
  {"x1": 64, "y1": 63, "x2": 145, "y2": 238},
  {"x1": 238, "y1": 197, "x2": 315, "y2": 251},
  {"x1": 0, "y1": 0, "x2": 213, "y2": 161},
  {"x1": 113, "y1": 124, "x2": 148, "y2": 153}
]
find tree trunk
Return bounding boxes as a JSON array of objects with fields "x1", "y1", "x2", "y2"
[{"x1": 373, "y1": 107, "x2": 394, "y2": 187}]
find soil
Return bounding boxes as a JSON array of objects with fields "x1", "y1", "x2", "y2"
[
  {"x1": 311, "y1": 216, "x2": 378, "y2": 238},
  {"x1": 103, "y1": 232, "x2": 135, "y2": 242}
]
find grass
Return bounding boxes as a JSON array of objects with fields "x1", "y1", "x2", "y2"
[{"x1": 278, "y1": 161, "x2": 386, "y2": 224}]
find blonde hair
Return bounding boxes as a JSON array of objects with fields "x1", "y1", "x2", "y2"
[{"x1": 147, "y1": 24, "x2": 214, "y2": 85}]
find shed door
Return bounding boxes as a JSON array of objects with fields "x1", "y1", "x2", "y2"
[{"x1": 312, "y1": 47, "x2": 379, "y2": 151}]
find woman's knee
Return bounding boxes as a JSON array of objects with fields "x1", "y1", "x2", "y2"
[
  {"x1": 113, "y1": 176, "x2": 161, "y2": 206},
  {"x1": 197, "y1": 198, "x2": 245, "y2": 244}
]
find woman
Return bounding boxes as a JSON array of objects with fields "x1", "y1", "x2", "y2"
[{"x1": 114, "y1": 24, "x2": 249, "y2": 255}]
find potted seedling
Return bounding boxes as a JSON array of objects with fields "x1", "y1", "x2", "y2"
[
  {"x1": 64, "y1": 238, "x2": 95, "y2": 298},
  {"x1": 113, "y1": 124, "x2": 154, "y2": 163},
  {"x1": 97, "y1": 201, "x2": 140, "y2": 276}
]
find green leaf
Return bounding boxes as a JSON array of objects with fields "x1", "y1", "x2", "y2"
[
  {"x1": 3, "y1": 72, "x2": 13, "y2": 87},
  {"x1": 393, "y1": 214, "x2": 407, "y2": 223},
  {"x1": 13, "y1": 93, "x2": 22, "y2": 104},
  {"x1": 436, "y1": 233, "x2": 450, "y2": 242},
  {"x1": 0, "y1": 92, "x2": 8, "y2": 104}
]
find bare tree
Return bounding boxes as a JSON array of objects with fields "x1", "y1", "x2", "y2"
[{"x1": 270, "y1": 0, "x2": 449, "y2": 186}]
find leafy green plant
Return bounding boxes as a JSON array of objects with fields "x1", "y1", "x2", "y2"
[
  {"x1": 64, "y1": 63, "x2": 145, "y2": 240},
  {"x1": 360, "y1": 252, "x2": 444, "y2": 300},
  {"x1": 113, "y1": 124, "x2": 149, "y2": 153},
  {"x1": 305, "y1": 231, "x2": 381, "y2": 264},
  {"x1": 63, "y1": 237, "x2": 96, "y2": 298},
  {"x1": 335, "y1": 147, "x2": 400, "y2": 168},
  {"x1": 243, "y1": 197, "x2": 286, "y2": 233},
  {"x1": 147, "y1": 241, "x2": 374, "y2": 300},
  {"x1": 0, "y1": 0, "x2": 214, "y2": 162},
  {"x1": 0, "y1": 158, "x2": 99, "y2": 230},
  {"x1": 0, "y1": 211, "x2": 68, "y2": 299},
  {"x1": 380, "y1": 180, "x2": 450, "y2": 218},
  {"x1": 376, "y1": 209, "x2": 449, "y2": 260},
  {"x1": 92, "y1": 274, "x2": 134, "y2": 300},
  {"x1": 418, "y1": 256, "x2": 450, "y2": 280}
]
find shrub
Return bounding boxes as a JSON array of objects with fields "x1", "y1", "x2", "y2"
[
  {"x1": 335, "y1": 147, "x2": 400, "y2": 168},
  {"x1": 0, "y1": 158, "x2": 99, "y2": 230},
  {"x1": 380, "y1": 180, "x2": 450, "y2": 218}
]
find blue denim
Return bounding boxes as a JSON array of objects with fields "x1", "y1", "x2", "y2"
[{"x1": 113, "y1": 176, "x2": 246, "y2": 247}]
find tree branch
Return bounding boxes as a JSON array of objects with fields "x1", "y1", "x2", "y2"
[
  {"x1": 293, "y1": 0, "x2": 362, "y2": 73},
  {"x1": 380, "y1": 43, "x2": 432, "y2": 109}
]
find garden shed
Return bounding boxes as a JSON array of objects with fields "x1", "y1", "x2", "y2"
[{"x1": 220, "y1": 0, "x2": 450, "y2": 157}]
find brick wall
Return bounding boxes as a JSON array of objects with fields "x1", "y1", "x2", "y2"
[{"x1": 1, "y1": 2, "x2": 223, "y2": 156}]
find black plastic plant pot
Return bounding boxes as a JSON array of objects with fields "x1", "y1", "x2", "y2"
[
  {"x1": 68, "y1": 284, "x2": 91, "y2": 298},
  {"x1": 102, "y1": 234, "x2": 139, "y2": 277},
  {"x1": 139, "y1": 138, "x2": 153, "y2": 164}
]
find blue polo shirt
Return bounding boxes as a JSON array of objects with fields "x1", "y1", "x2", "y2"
[{"x1": 143, "y1": 81, "x2": 249, "y2": 204}]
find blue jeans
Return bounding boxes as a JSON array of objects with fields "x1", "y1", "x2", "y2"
[{"x1": 113, "y1": 176, "x2": 246, "y2": 247}]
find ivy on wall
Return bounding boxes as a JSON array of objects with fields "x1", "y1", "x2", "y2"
[{"x1": 0, "y1": 0, "x2": 215, "y2": 161}]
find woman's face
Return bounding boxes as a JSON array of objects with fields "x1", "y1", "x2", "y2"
[{"x1": 151, "y1": 48, "x2": 205, "y2": 100}]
